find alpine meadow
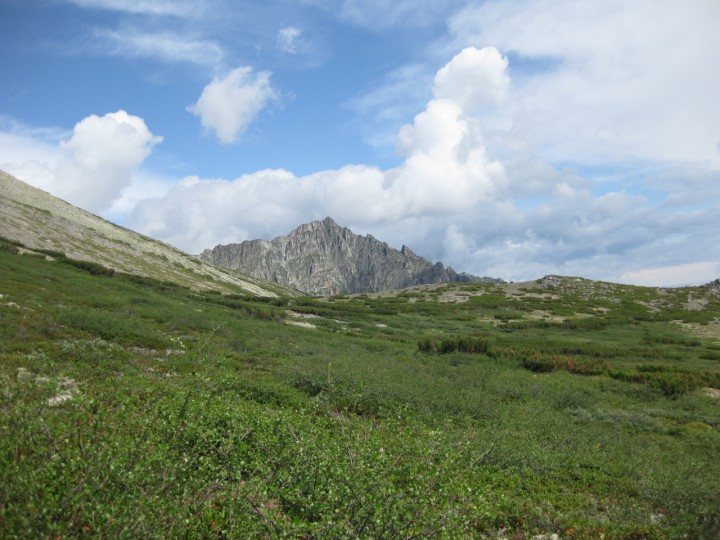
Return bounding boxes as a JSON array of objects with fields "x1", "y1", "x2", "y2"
[{"x1": 1, "y1": 229, "x2": 720, "y2": 537}]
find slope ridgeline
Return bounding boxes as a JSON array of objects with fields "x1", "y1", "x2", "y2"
[{"x1": 0, "y1": 170, "x2": 294, "y2": 297}]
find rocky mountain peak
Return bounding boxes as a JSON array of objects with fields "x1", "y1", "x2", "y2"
[{"x1": 200, "y1": 218, "x2": 502, "y2": 296}]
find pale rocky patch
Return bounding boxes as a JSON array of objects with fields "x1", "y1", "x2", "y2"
[
  {"x1": 16, "y1": 368, "x2": 79, "y2": 406},
  {"x1": 285, "y1": 320, "x2": 317, "y2": 329}
]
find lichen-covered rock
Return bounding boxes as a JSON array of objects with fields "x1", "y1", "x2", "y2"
[{"x1": 200, "y1": 217, "x2": 502, "y2": 296}]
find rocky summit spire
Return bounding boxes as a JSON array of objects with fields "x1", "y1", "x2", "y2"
[{"x1": 200, "y1": 218, "x2": 502, "y2": 296}]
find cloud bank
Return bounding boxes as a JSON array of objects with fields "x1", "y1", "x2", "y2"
[
  {"x1": 446, "y1": 0, "x2": 720, "y2": 167},
  {"x1": 124, "y1": 38, "x2": 718, "y2": 285}
]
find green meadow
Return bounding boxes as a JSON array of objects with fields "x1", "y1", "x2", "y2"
[{"x1": 1, "y1": 242, "x2": 719, "y2": 538}]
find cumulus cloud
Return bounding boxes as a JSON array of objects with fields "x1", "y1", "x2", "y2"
[
  {"x1": 56, "y1": 111, "x2": 162, "y2": 212},
  {"x1": 188, "y1": 67, "x2": 278, "y2": 144},
  {"x1": 1, "y1": 111, "x2": 162, "y2": 213},
  {"x1": 433, "y1": 47, "x2": 510, "y2": 112}
]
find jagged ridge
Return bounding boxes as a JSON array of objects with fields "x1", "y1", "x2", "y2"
[{"x1": 200, "y1": 217, "x2": 502, "y2": 296}]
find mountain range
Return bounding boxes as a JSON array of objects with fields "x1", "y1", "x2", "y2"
[{"x1": 200, "y1": 217, "x2": 502, "y2": 296}]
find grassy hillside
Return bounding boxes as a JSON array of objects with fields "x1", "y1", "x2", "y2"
[
  {"x1": 0, "y1": 170, "x2": 295, "y2": 297},
  {"x1": 1, "y1": 244, "x2": 719, "y2": 538}
]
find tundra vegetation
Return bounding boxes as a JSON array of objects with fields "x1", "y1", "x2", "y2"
[{"x1": 1, "y1": 238, "x2": 719, "y2": 538}]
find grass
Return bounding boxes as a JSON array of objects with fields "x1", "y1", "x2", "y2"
[{"x1": 1, "y1": 248, "x2": 719, "y2": 538}]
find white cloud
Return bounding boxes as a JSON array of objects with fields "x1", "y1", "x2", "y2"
[
  {"x1": 66, "y1": 0, "x2": 204, "y2": 17},
  {"x1": 0, "y1": 119, "x2": 67, "y2": 184},
  {"x1": 307, "y1": 0, "x2": 465, "y2": 29},
  {"x1": 56, "y1": 111, "x2": 162, "y2": 212},
  {"x1": 277, "y1": 26, "x2": 303, "y2": 54},
  {"x1": 433, "y1": 47, "x2": 510, "y2": 113},
  {"x1": 188, "y1": 67, "x2": 278, "y2": 144},
  {"x1": 1, "y1": 111, "x2": 162, "y2": 214},
  {"x1": 446, "y1": 0, "x2": 720, "y2": 166},
  {"x1": 96, "y1": 28, "x2": 224, "y2": 67},
  {"x1": 131, "y1": 48, "x2": 508, "y2": 252}
]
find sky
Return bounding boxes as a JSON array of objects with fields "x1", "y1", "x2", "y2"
[{"x1": 1, "y1": 0, "x2": 719, "y2": 286}]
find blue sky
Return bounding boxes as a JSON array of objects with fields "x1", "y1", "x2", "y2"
[{"x1": 1, "y1": 0, "x2": 719, "y2": 286}]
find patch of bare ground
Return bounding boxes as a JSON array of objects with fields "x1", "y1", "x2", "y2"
[
  {"x1": 684, "y1": 293, "x2": 709, "y2": 311},
  {"x1": 702, "y1": 387, "x2": 720, "y2": 399},
  {"x1": 673, "y1": 319, "x2": 720, "y2": 341},
  {"x1": 527, "y1": 310, "x2": 566, "y2": 322},
  {"x1": 503, "y1": 281, "x2": 561, "y2": 300},
  {"x1": 17, "y1": 368, "x2": 80, "y2": 406},
  {"x1": 285, "y1": 320, "x2": 317, "y2": 329},
  {"x1": 636, "y1": 299, "x2": 669, "y2": 313},
  {"x1": 438, "y1": 290, "x2": 469, "y2": 303},
  {"x1": 286, "y1": 310, "x2": 321, "y2": 319}
]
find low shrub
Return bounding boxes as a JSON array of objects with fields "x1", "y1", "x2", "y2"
[
  {"x1": 418, "y1": 336, "x2": 489, "y2": 354},
  {"x1": 59, "y1": 257, "x2": 116, "y2": 277},
  {"x1": 521, "y1": 353, "x2": 555, "y2": 373},
  {"x1": 522, "y1": 353, "x2": 605, "y2": 375},
  {"x1": 417, "y1": 337, "x2": 438, "y2": 353}
]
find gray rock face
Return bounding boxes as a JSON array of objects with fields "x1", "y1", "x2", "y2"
[{"x1": 200, "y1": 217, "x2": 502, "y2": 296}]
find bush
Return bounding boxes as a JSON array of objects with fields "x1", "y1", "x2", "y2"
[
  {"x1": 647, "y1": 372, "x2": 703, "y2": 398},
  {"x1": 59, "y1": 257, "x2": 115, "y2": 277},
  {"x1": 418, "y1": 336, "x2": 489, "y2": 354},
  {"x1": 521, "y1": 354, "x2": 605, "y2": 375},
  {"x1": 556, "y1": 356, "x2": 606, "y2": 376},
  {"x1": 521, "y1": 353, "x2": 556, "y2": 373},
  {"x1": 417, "y1": 337, "x2": 438, "y2": 353}
]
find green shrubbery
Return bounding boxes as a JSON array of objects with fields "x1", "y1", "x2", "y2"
[
  {"x1": 1, "y1": 248, "x2": 720, "y2": 538},
  {"x1": 418, "y1": 335, "x2": 489, "y2": 354}
]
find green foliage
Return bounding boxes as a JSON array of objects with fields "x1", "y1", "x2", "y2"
[
  {"x1": 0, "y1": 236, "x2": 23, "y2": 253},
  {"x1": 1, "y1": 248, "x2": 719, "y2": 538},
  {"x1": 418, "y1": 335, "x2": 489, "y2": 354}
]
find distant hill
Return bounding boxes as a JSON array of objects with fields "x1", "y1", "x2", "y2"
[
  {"x1": 200, "y1": 217, "x2": 503, "y2": 296},
  {"x1": 0, "y1": 170, "x2": 294, "y2": 297}
]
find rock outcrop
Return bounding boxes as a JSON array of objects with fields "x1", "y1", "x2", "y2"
[{"x1": 200, "y1": 217, "x2": 502, "y2": 296}]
